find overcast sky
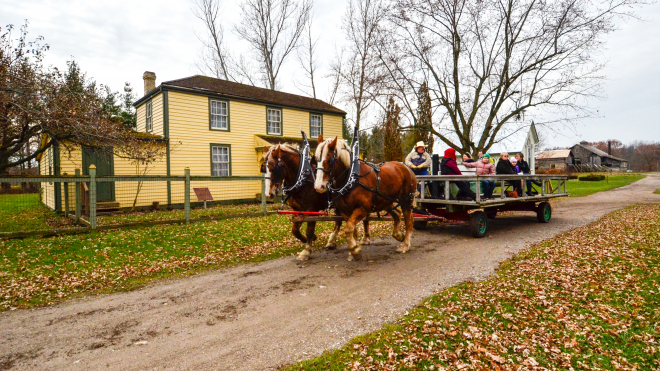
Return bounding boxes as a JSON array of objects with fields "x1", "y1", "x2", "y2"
[{"x1": 2, "y1": 0, "x2": 659, "y2": 150}]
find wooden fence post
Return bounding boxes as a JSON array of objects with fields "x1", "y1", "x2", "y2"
[
  {"x1": 89, "y1": 165, "x2": 97, "y2": 230},
  {"x1": 184, "y1": 168, "x2": 191, "y2": 224},
  {"x1": 75, "y1": 169, "x2": 81, "y2": 222},
  {"x1": 262, "y1": 175, "x2": 267, "y2": 216},
  {"x1": 63, "y1": 173, "x2": 69, "y2": 217}
]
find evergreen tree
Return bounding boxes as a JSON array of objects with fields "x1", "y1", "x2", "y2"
[
  {"x1": 382, "y1": 97, "x2": 402, "y2": 162},
  {"x1": 414, "y1": 82, "x2": 434, "y2": 154},
  {"x1": 342, "y1": 117, "x2": 352, "y2": 141}
]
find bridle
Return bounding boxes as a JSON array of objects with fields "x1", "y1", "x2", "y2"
[{"x1": 262, "y1": 140, "x2": 315, "y2": 203}]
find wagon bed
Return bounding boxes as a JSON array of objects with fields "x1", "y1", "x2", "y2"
[{"x1": 415, "y1": 174, "x2": 569, "y2": 237}]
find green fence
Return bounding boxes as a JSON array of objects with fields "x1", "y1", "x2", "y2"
[{"x1": 0, "y1": 167, "x2": 272, "y2": 238}]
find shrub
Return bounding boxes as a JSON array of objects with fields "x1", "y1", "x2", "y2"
[
  {"x1": 568, "y1": 175, "x2": 578, "y2": 180},
  {"x1": 579, "y1": 174, "x2": 606, "y2": 181},
  {"x1": 537, "y1": 168, "x2": 567, "y2": 175}
]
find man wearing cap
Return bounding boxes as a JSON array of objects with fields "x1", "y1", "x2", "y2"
[{"x1": 405, "y1": 141, "x2": 432, "y2": 175}]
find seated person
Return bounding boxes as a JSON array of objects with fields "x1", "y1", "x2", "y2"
[
  {"x1": 463, "y1": 154, "x2": 496, "y2": 199},
  {"x1": 515, "y1": 153, "x2": 541, "y2": 196},
  {"x1": 440, "y1": 148, "x2": 476, "y2": 200},
  {"x1": 496, "y1": 152, "x2": 523, "y2": 197},
  {"x1": 462, "y1": 153, "x2": 475, "y2": 163},
  {"x1": 405, "y1": 141, "x2": 431, "y2": 175}
]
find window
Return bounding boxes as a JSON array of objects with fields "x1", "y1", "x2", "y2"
[
  {"x1": 211, "y1": 145, "x2": 230, "y2": 176},
  {"x1": 210, "y1": 100, "x2": 229, "y2": 130},
  {"x1": 550, "y1": 163, "x2": 556, "y2": 169},
  {"x1": 267, "y1": 108, "x2": 282, "y2": 135},
  {"x1": 145, "y1": 101, "x2": 153, "y2": 132},
  {"x1": 310, "y1": 114, "x2": 322, "y2": 138}
]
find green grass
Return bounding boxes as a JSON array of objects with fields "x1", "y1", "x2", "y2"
[
  {"x1": 0, "y1": 193, "x2": 70, "y2": 232},
  {"x1": 286, "y1": 204, "x2": 660, "y2": 370},
  {"x1": 567, "y1": 174, "x2": 645, "y2": 197},
  {"x1": 97, "y1": 202, "x2": 280, "y2": 226},
  {"x1": 654, "y1": 189, "x2": 660, "y2": 195},
  {"x1": 0, "y1": 213, "x2": 393, "y2": 310}
]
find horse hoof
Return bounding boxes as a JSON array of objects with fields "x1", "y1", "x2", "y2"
[
  {"x1": 396, "y1": 244, "x2": 410, "y2": 254},
  {"x1": 393, "y1": 233, "x2": 405, "y2": 242},
  {"x1": 361, "y1": 238, "x2": 371, "y2": 246},
  {"x1": 324, "y1": 243, "x2": 337, "y2": 250},
  {"x1": 297, "y1": 251, "x2": 311, "y2": 261},
  {"x1": 348, "y1": 252, "x2": 362, "y2": 261}
]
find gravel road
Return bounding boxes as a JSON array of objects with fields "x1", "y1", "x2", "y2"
[{"x1": 1, "y1": 174, "x2": 658, "y2": 371}]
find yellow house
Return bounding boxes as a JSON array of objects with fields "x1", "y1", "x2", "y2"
[{"x1": 38, "y1": 73, "x2": 346, "y2": 212}]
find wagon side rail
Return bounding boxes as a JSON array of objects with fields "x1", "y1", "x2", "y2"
[{"x1": 416, "y1": 174, "x2": 569, "y2": 206}]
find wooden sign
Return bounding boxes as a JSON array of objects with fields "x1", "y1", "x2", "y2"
[{"x1": 193, "y1": 187, "x2": 213, "y2": 201}]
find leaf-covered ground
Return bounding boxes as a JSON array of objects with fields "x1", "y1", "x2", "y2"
[
  {"x1": 0, "y1": 214, "x2": 392, "y2": 310},
  {"x1": 96, "y1": 202, "x2": 280, "y2": 225},
  {"x1": 289, "y1": 204, "x2": 660, "y2": 371}
]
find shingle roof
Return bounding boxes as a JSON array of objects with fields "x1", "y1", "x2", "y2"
[
  {"x1": 573, "y1": 143, "x2": 627, "y2": 162},
  {"x1": 135, "y1": 75, "x2": 345, "y2": 115},
  {"x1": 535, "y1": 150, "x2": 572, "y2": 159}
]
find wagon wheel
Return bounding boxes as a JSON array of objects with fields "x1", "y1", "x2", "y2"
[
  {"x1": 469, "y1": 211, "x2": 488, "y2": 238},
  {"x1": 537, "y1": 202, "x2": 552, "y2": 223}
]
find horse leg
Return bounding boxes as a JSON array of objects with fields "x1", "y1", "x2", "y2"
[
  {"x1": 396, "y1": 208, "x2": 414, "y2": 253},
  {"x1": 324, "y1": 220, "x2": 342, "y2": 250},
  {"x1": 345, "y1": 211, "x2": 366, "y2": 261},
  {"x1": 360, "y1": 220, "x2": 371, "y2": 245},
  {"x1": 292, "y1": 221, "x2": 307, "y2": 243},
  {"x1": 297, "y1": 221, "x2": 317, "y2": 261},
  {"x1": 390, "y1": 208, "x2": 405, "y2": 242}
]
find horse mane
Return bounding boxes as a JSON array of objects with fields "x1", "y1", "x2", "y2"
[
  {"x1": 334, "y1": 139, "x2": 352, "y2": 167},
  {"x1": 264, "y1": 143, "x2": 300, "y2": 162},
  {"x1": 317, "y1": 138, "x2": 351, "y2": 167}
]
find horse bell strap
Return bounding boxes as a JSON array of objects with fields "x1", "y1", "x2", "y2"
[{"x1": 350, "y1": 125, "x2": 360, "y2": 178}]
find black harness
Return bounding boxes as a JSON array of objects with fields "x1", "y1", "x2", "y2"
[
  {"x1": 320, "y1": 127, "x2": 414, "y2": 213},
  {"x1": 263, "y1": 131, "x2": 316, "y2": 206}
]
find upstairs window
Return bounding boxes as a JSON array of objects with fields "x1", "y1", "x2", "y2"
[
  {"x1": 210, "y1": 100, "x2": 229, "y2": 130},
  {"x1": 211, "y1": 145, "x2": 230, "y2": 176},
  {"x1": 145, "y1": 101, "x2": 153, "y2": 132},
  {"x1": 310, "y1": 114, "x2": 322, "y2": 138},
  {"x1": 267, "y1": 108, "x2": 282, "y2": 135}
]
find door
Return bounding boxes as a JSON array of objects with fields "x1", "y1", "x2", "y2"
[{"x1": 82, "y1": 147, "x2": 115, "y2": 202}]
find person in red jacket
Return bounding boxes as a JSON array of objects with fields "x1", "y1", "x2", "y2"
[{"x1": 440, "y1": 148, "x2": 476, "y2": 200}]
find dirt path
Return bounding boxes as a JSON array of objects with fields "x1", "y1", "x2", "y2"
[{"x1": 2, "y1": 175, "x2": 659, "y2": 371}]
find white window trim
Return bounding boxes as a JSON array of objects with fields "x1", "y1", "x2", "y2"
[
  {"x1": 210, "y1": 100, "x2": 229, "y2": 130},
  {"x1": 267, "y1": 108, "x2": 282, "y2": 136},
  {"x1": 211, "y1": 145, "x2": 230, "y2": 177},
  {"x1": 310, "y1": 114, "x2": 322, "y2": 138},
  {"x1": 145, "y1": 101, "x2": 153, "y2": 133}
]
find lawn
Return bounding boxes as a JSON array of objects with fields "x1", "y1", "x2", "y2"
[
  {"x1": 0, "y1": 213, "x2": 393, "y2": 310},
  {"x1": 655, "y1": 189, "x2": 660, "y2": 195},
  {"x1": 96, "y1": 202, "x2": 281, "y2": 226},
  {"x1": 287, "y1": 204, "x2": 660, "y2": 371},
  {"x1": 567, "y1": 174, "x2": 645, "y2": 197},
  {"x1": 0, "y1": 193, "x2": 72, "y2": 232}
]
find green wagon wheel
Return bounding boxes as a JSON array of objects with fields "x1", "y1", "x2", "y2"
[
  {"x1": 536, "y1": 202, "x2": 552, "y2": 223},
  {"x1": 469, "y1": 211, "x2": 488, "y2": 238}
]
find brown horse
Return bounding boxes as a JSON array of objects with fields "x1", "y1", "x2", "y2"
[
  {"x1": 314, "y1": 136, "x2": 417, "y2": 261},
  {"x1": 263, "y1": 144, "x2": 370, "y2": 260}
]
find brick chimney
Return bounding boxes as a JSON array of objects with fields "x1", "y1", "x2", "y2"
[
  {"x1": 143, "y1": 71, "x2": 156, "y2": 95},
  {"x1": 607, "y1": 141, "x2": 612, "y2": 155}
]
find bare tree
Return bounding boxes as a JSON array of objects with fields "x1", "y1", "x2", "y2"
[
  {"x1": 192, "y1": 0, "x2": 235, "y2": 81},
  {"x1": 380, "y1": 0, "x2": 644, "y2": 155},
  {"x1": 333, "y1": 0, "x2": 388, "y2": 129},
  {"x1": 294, "y1": 15, "x2": 319, "y2": 98},
  {"x1": 235, "y1": 0, "x2": 312, "y2": 90}
]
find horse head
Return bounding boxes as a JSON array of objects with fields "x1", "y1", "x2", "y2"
[
  {"x1": 314, "y1": 136, "x2": 351, "y2": 193},
  {"x1": 262, "y1": 144, "x2": 300, "y2": 197}
]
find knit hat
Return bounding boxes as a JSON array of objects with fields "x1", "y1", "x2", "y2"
[
  {"x1": 444, "y1": 148, "x2": 456, "y2": 160},
  {"x1": 483, "y1": 154, "x2": 490, "y2": 159}
]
